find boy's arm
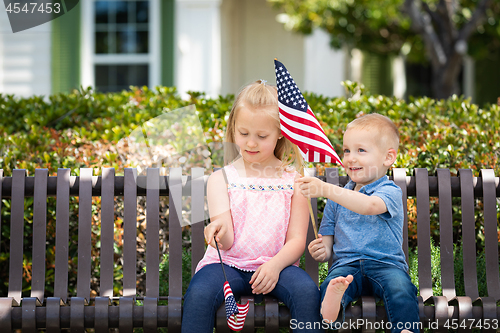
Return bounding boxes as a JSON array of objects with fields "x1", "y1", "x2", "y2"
[{"x1": 296, "y1": 176, "x2": 388, "y2": 216}]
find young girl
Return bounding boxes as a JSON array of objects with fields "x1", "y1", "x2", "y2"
[{"x1": 181, "y1": 80, "x2": 322, "y2": 332}]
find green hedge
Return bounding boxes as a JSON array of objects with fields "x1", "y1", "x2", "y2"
[{"x1": 0, "y1": 84, "x2": 499, "y2": 298}]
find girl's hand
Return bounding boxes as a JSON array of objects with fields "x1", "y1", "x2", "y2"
[
  {"x1": 308, "y1": 234, "x2": 329, "y2": 262},
  {"x1": 204, "y1": 218, "x2": 229, "y2": 249},
  {"x1": 249, "y1": 261, "x2": 281, "y2": 295}
]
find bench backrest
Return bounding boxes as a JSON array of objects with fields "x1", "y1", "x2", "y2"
[{"x1": 0, "y1": 167, "x2": 499, "y2": 307}]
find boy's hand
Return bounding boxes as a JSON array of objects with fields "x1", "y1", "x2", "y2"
[
  {"x1": 295, "y1": 176, "x2": 328, "y2": 198},
  {"x1": 308, "y1": 234, "x2": 329, "y2": 262}
]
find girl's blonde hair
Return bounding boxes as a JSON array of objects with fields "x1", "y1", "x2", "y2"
[{"x1": 224, "y1": 80, "x2": 304, "y2": 173}]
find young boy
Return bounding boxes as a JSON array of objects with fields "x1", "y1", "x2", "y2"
[{"x1": 296, "y1": 113, "x2": 420, "y2": 333}]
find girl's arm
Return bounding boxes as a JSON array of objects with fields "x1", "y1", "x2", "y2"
[
  {"x1": 249, "y1": 182, "x2": 309, "y2": 294},
  {"x1": 296, "y1": 176, "x2": 387, "y2": 216},
  {"x1": 205, "y1": 169, "x2": 234, "y2": 250}
]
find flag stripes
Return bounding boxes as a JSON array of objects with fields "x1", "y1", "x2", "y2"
[
  {"x1": 223, "y1": 281, "x2": 249, "y2": 331},
  {"x1": 274, "y1": 59, "x2": 342, "y2": 165}
]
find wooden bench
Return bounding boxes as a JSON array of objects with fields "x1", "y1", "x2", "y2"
[{"x1": 0, "y1": 167, "x2": 498, "y2": 332}]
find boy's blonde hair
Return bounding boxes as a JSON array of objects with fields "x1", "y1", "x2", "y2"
[
  {"x1": 224, "y1": 80, "x2": 304, "y2": 173},
  {"x1": 346, "y1": 113, "x2": 399, "y2": 151}
]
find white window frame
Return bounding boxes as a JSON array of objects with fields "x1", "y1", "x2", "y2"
[{"x1": 81, "y1": 0, "x2": 160, "y2": 90}]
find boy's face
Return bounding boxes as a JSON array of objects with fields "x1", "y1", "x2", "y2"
[{"x1": 342, "y1": 128, "x2": 396, "y2": 189}]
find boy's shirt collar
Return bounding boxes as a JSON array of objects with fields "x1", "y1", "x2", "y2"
[{"x1": 344, "y1": 175, "x2": 389, "y2": 194}]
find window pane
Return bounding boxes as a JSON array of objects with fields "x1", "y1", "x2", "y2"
[
  {"x1": 95, "y1": 65, "x2": 109, "y2": 87},
  {"x1": 116, "y1": 30, "x2": 135, "y2": 54},
  {"x1": 136, "y1": 31, "x2": 148, "y2": 53},
  {"x1": 136, "y1": 1, "x2": 149, "y2": 23},
  {"x1": 95, "y1": 65, "x2": 149, "y2": 92},
  {"x1": 134, "y1": 65, "x2": 149, "y2": 86},
  {"x1": 95, "y1": 32, "x2": 109, "y2": 54},
  {"x1": 95, "y1": 1, "x2": 109, "y2": 24},
  {"x1": 115, "y1": 1, "x2": 129, "y2": 24},
  {"x1": 94, "y1": 0, "x2": 150, "y2": 55}
]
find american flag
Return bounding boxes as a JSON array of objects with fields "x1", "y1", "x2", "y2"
[
  {"x1": 223, "y1": 281, "x2": 249, "y2": 331},
  {"x1": 274, "y1": 59, "x2": 343, "y2": 165}
]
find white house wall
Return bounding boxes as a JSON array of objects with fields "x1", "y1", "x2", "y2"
[
  {"x1": 221, "y1": 0, "x2": 305, "y2": 95},
  {"x1": 175, "y1": 0, "x2": 222, "y2": 98},
  {"x1": 0, "y1": 5, "x2": 51, "y2": 97},
  {"x1": 220, "y1": 0, "x2": 345, "y2": 97},
  {"x1": 304, "y1": 29, "x2": 345, "y2": 98}
]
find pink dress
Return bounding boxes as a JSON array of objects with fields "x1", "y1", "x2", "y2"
[{"x1": 196, "y1": 164, "x2": 298, "y2": 272}]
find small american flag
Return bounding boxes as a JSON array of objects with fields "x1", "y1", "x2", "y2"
[
  {"x1": 274, "y1": 59, "x2": 342, "y2": 165},
  {"x1": 223, "y1": 281, "x2": 249, "y2": 331}
]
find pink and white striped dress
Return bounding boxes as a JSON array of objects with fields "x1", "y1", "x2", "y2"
[{"x1": 196, "y1": 164, "x2": 298, "y2": 272}]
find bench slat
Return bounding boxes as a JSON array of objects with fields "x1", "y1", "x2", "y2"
[
  {"x1": 100, "y1": 168, "x2": 115, "y2": 298},
  {"x1": 94, "y1": 296, "x2": 110, "y2": 332},
  {"x1": 168, "y1": 167, "x2": 183, "y2": 332},
  {"x1": 0, "y1": 170, "x2": 2, "y2": 250},
  {"x1": 54, "y1": 169, "x2": 70, "y2": 302},
  {"x1": 8, "y1": 169, "x2": 26, "y2": 304},
  {"x1": 144, "y1": 296, "x2": 158, "y2": 331},
  {"x1": 146, "y1": 168, "x2": 160, "y2": 297},
  {"x1": 240, "y1": 297, "x2": 255, "y2": 333},
  {"x1": 123, "y1": 168, "x2": 138, "y2": 297},
  {"x1": 480, "y1": 169, "x2": 500, "y2": 301},
  {"x1": 46, "y1": 297, "x2": 61, "y2": 332},
  {"x1": 190, "y1": 167, "x2": 205, "y2": 276},
  {"x1": 21, "y1": 296, "x2": 37, "y2": 332},
  {"x1": 264, "y1": 297, "x2": 279, "y2": 331},
  {"x1": 459, "y1": 169, "x2": 479, "y2": 300},
  {"x1": 76, "y1": 168, "x2": 93, "y2": 303},
  {"x1": 70, "y1": 297, "x2": 85, "y2": 331},
  {"x1": 325, "y1": 167, "x2": 340, "y2": 269},
  {"x1": 31, "y1": 169, "x2": 48, "y2": 302},
  {"x1": 118, "y1": 297, "x2": 134, "y2": 333},
  {"x1": 304, "y1": 168, "x2": 319, "y2": 285},
  {"x1": 415, "y1": 168, "x2": 433, "y2": 301},
  {"x1": 393, "y1": 168, "x2": 409, "y2": 263},
  {"x1": 436, "y1": 169, "x2": 456, "y2": 300}
]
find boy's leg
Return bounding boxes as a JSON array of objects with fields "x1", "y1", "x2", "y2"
[
  {"x1": 181, "y1": 264, "x2": 251, "y2": 333},
  {"x1": 321, "y1": 275, "x2": 354, "y2": 322},
  {"x1": 268, "y1": 266, "x2": 323, "y2": 333},
  {"x1": 319, "y1": 262, "x2": 362, "y2": 325},
  {"x1": 364, "y1": 261, "x2": 420, "y2": 333}
]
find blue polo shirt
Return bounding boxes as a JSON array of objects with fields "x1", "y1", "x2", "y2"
[{"x1": 318, "y1": 175, "x2": 408, "y2": 273}]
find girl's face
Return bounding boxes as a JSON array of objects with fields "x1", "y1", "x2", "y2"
[{"x1": 233, "y1": 105, "x2": 281, "y2": 168}]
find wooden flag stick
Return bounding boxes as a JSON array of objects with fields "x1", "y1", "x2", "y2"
[
  {"x1": 307, "y1": 200, "x2": 318, "y2": 239},
  {"x1": 301, "y1": 168, "x2": 318, "y2": 239}
]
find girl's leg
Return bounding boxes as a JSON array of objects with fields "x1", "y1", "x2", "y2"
[
  {"x1": 181, "y1": 264, "x2": 251, "y2": 333},
  {"x1": 268, "y1": 266, "x2": 323, "y2": 333}
]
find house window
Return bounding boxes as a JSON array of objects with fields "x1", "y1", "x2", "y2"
[{"x1": 83, "y1": 0, "x2": 159, "y2": 93}]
